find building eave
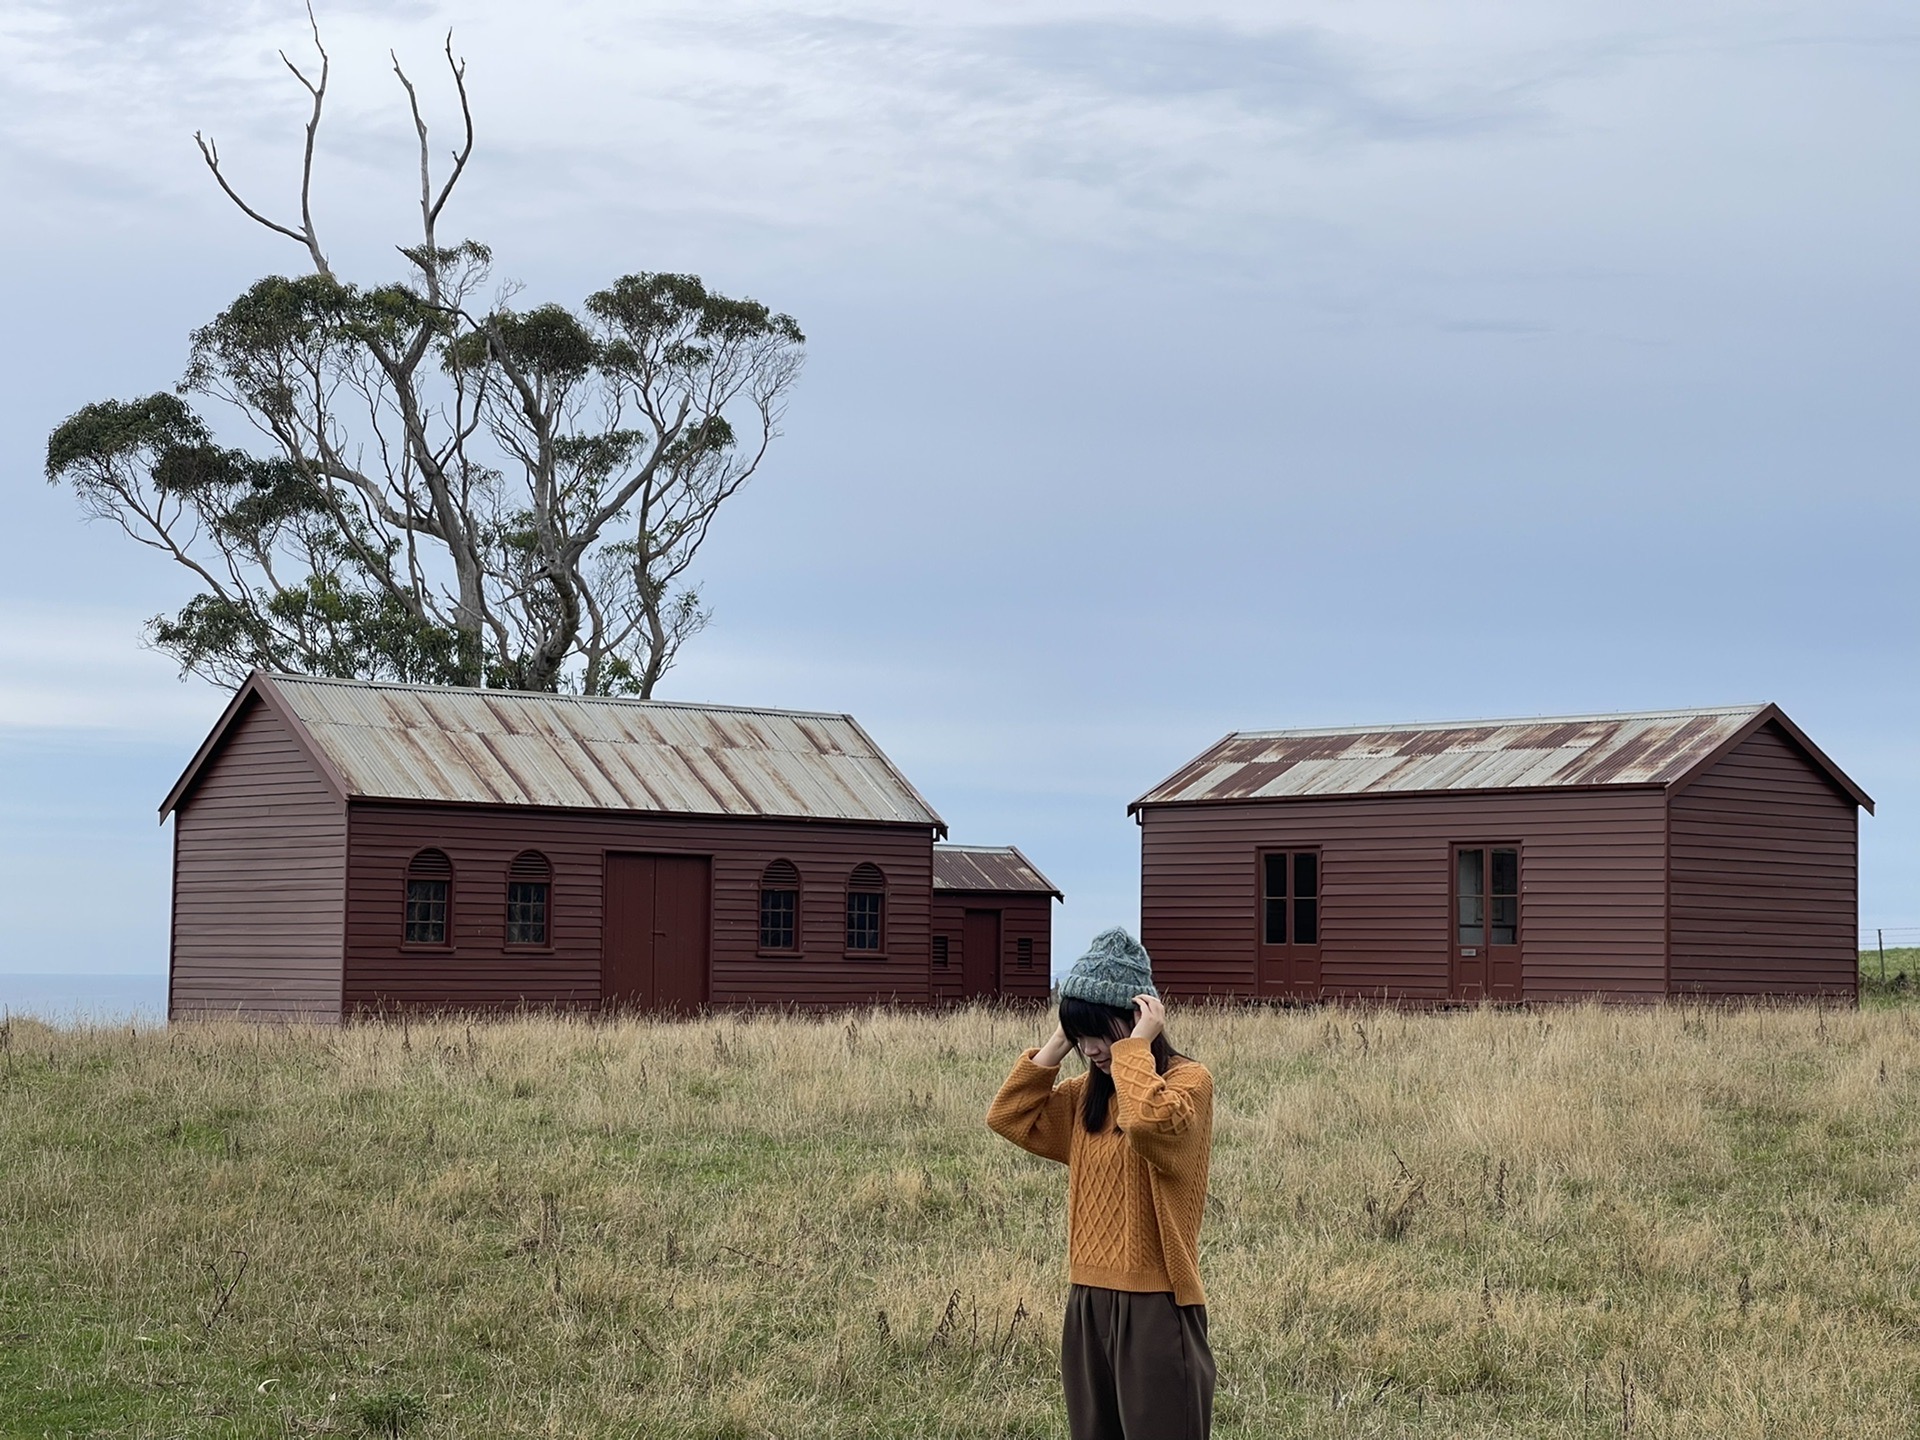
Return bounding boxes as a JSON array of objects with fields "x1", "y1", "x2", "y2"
[{"x1": 158, "y1": 671, "x2": 352, "y2": 821}]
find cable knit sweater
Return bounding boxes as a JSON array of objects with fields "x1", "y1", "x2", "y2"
[{"x1": 986, "y1": 1037, "x2": 1213, "y2": 1307}]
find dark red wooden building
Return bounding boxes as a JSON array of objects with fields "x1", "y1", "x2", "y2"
[
  {"x1": 930, "y1": 845, "x2": 1062, "y2": 1002},
  {"x1": 160, "y1": 672, "x2": 956, "y2": 1020},
  {"x1": 1131, "y1": 704, "x2": 1872, "y2": 1003}
]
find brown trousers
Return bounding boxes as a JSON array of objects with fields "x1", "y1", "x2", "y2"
[{"x1": 1062, "y1": 1285, "x2": 1215, "y2": 1440}]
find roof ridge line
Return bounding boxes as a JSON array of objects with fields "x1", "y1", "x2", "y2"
[
  {"x1": 1231, "y1": 704, "x2": 1767, "y2": 739},
  {"x1": 265, "y1": 672, "x2": 858, "y2": 726}
]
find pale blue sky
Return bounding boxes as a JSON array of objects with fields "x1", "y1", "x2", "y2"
[{"x1": 1, "y1": 0, "x2": 1914, "y2": 974}]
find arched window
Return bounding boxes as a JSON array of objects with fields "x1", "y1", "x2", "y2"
[
  {"x1": 759, "y1": 859, "x2": 800, "y2": 953},
  {"x1": 506, "y1": 850, "x2": 552, "y2": 946},
  {"x1": 845, "y1": 863, "x2": 885, "y2": 954},
  {"x1": 405, "y1": 849, "x2": 453, "y2": 945}
]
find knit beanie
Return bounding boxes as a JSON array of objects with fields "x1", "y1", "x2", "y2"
[{"x1": 1059, "y1": 928, "x2": 1158, "y2": 1009}]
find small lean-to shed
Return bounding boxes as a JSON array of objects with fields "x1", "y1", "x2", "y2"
[
  {"x1": 930, "y1": 845, "x2": 1062, "y2": 1001},
  {"x1": 161, "y1": 672, "x2": 947, "y2": 1020},
  {"x1": 1131, "y1": 704, "x2": 1872, "y2": 1003}
]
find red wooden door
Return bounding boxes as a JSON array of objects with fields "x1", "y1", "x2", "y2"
[
  {"x1": 603, "y1": 853, "x2": 711, "y2": 1012},
  {"x1": 1256, "y1": 850, "x2": 1321, "y2": 998},
  {"x1": 962, "y1": 908, "x2": 1001, "y2": 1000},
  {"x1": 1452, "y1": 845, "x2": 1521, "y2": 1001}
]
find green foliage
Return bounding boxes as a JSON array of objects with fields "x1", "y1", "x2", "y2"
[
  {"x1": 588, "y1": 270, "x2": 807, "y2": 356},
  {"x1": 484, "y1": 304, "x2": 598, "y2": 388},
  {"x1": 149, "y1": 583, "x2": 469, "y2": 687},
  {"x1": 355, "y1": 1390, "x2": 430, "y2": 1435},
  {"x1": 44, "y1": 392, "x2": 207, "y2": 478},
  {"x1": 45, "y1": 43, "x2": 804, "y2": 698}
]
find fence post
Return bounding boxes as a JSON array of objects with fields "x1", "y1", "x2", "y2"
[{"x1": 1879, "y1": 928, "x2": 1886, "y2": 985}]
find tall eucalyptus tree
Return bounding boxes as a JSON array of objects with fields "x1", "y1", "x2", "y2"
[{"x1": 48, "y1": 22, "x2": 804, "y2": 695}]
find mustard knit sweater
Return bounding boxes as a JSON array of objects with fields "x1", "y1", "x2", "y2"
[{"x1": 986, "y1": 1038, "x2": 1213, "y2": 1307}]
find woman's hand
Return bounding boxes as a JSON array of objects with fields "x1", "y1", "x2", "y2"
[
  {"x1": 1131, "y1": 994, "x2": 1166, "y2": 1043},
  {"x1": 1034, "y1": 1025, "x2": 1074, "y2": 1068}
]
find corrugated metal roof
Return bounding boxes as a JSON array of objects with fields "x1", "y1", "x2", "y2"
[
  {"x1": 260, "y1": 674, "x2": 945, "y2": 828},
  {"x1": 933, "y1": 844, "x2": 1062, "y2": 897},
  {"x1": 1133, "y1": 705, "x2": 1774, "y2": 809}
]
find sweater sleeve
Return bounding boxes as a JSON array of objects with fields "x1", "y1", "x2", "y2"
[
  {"x1": 1110, "y1": 1038, "x2": 1212, "y2": 1174},
  {"x1": 986, "y1": 1049, "x2": 1080, "y2": 1165}
]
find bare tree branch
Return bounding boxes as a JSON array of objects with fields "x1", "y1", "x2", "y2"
[
  {"x1": 432, "y1": 34, "x2": 475, "y2": 229},
  {"x1": 55, "y1": 31, "x2": 803, "y2": 696},
  {"x1": 193, "y1": 134, "x2": 312, "y2": 251},
  {"x1": 193, "y1": 5, "x2": 332, "y2": 277},
  {"x1": 285, "y1": 2, "x2": 332, "y2": 277}
]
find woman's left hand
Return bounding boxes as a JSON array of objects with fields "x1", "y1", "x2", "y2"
[{"x1": 1131, "y1": 993, "x2": 1166, "y2": 1042}]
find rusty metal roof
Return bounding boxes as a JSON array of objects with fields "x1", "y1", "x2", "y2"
[
  {"x1": 165, "y1": 673, "x2": 945, "y2": 829},
  {"x1": 933, "y1": 844, "x2": 1062, "y2": 897},
  {"x1": 1131, "y1": 704, "x2": 1865, "y2": 810}
]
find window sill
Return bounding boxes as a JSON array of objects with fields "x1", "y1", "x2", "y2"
[
  {"x1": 843, "y1": 951, "x2": 889, "y2": 962},
  {"x1": 757, "y1": 948, "x2": 804, "y2": 960},
  {"x1": 400, "y1": 942, "x2": 454, "y2": 953}
]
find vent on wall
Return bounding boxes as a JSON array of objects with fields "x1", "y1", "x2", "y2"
[
  {"x1": 1017, "y1": 938, "x2": 1033, "y2": 970},
  {"x1": 933, "y1": 935, "x2": 949, "y2": 967},
  {"x1": 763, "y1": 858, "x2": 801, "y2": 888},
  {"x1": 509, "y1": 849, "x2": 552, "y2": 880},
  {"x1": 409, "y1": 848, "x2": 452, "y2": 877}
]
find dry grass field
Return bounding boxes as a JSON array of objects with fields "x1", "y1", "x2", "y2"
[{"x1": 5, "y1": 999, "x2": 1920, "y2": 1438}]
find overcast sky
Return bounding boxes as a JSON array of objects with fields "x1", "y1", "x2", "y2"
[{"x1": 1, "y1": 0, "x2": 1914, "y2": 976}]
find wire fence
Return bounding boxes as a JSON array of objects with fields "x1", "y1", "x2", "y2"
[{"x1": 1860, "y1": 928, "x2": 1920, "y2": 985}]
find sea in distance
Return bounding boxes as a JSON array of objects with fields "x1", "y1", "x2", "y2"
[{"x1": 0, "y1": 974, "x2": 168, "y2": 1024}]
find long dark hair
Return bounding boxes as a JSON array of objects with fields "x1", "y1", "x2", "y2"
[{"x1": 1058, "y1": 995, "x2": 1184, "y2": 1133}]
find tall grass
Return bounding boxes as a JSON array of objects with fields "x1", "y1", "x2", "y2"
[
  {"x1": 1860, "y1": 946, "x2": 1920, "y2": 1002},
  {"x1": 4, "y1": 1001, "x2": 1920, "y2": 1437}
]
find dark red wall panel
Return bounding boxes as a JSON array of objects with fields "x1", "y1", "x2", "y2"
[
  {"x1": 930, "y1": 892, "x2": 1054, "y2": 1001},
  {"x1": 171, "y1": 698, "x2": 347, "y2": 1020},
  {"x1": 1139, "y1": 788, "x2": 1670, "y2": 1002},
  {"x1": 343, "y1": 802, "x2": 935, "y2": 1011},
  {"x1": 1669, "y1": 721, "x2": 1859, "y2": 997}
]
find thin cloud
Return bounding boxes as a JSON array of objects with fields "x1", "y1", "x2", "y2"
[
  {"x1": 0, "y1": 2, "x2": 1561, "y2": 261},
  {"x1": 971, "y1": 20, "x2": 1542, "y2": 140},
  {"x1": 0, "y1": 603, "x2": 225, "y2": 739},
  {"x1": 1436, "y1": 317, "x2": 1554, "y2": 335}
]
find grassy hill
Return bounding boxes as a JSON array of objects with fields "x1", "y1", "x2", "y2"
[{"x1": 5, "y1": 1000, "x2": 1919, "y2": 1438}]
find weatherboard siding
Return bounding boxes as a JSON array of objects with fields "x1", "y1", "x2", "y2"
[
  {"x1": 170, "y1": 698, "x2": 346, "y2": 1020},
  {"x1": 1669, "y1": 722, "x2": 1859, "y2": 997},
  {"x1": 930, "y1": 892, "x2": 1054, "y2": 1001},
  {"x1": 342, "y1": 802, "x2": 935, "y2": 1011},
  {"x1": 1139, "y1": 789, "x2": 1670, "y2": 1001}
]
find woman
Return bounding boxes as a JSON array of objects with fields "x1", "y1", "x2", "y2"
[{"x1": 986, "y1": 928, "x2": 1216, "y2": 1440}]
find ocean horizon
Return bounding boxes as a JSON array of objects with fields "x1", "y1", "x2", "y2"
[{"x1": 0, "y1": 973, "x2": 168, "y2": 1024}]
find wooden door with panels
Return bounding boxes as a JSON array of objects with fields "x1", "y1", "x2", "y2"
[
  {"x1": 1451, "y1": 844, "x2": 1520, "y2": 1001},
  {"x1": 961, "y1": 908, "x2": 1001, "y2": 1000},
  {"x1": 603, "y1": 853, "x2": 711, "y2": 1012},
  {"x1": 1256, "y1": 849, "x2": 1321, "y2": 998}
]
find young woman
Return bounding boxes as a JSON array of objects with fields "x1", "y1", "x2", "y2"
[{"x1": 986, "y1": 928, "x2": 1215, "y2": 1440}]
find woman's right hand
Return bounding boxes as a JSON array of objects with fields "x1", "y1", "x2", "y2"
[{"x1": 1034, "y1": 1026, "x2": 1074, "y2": 1068}]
